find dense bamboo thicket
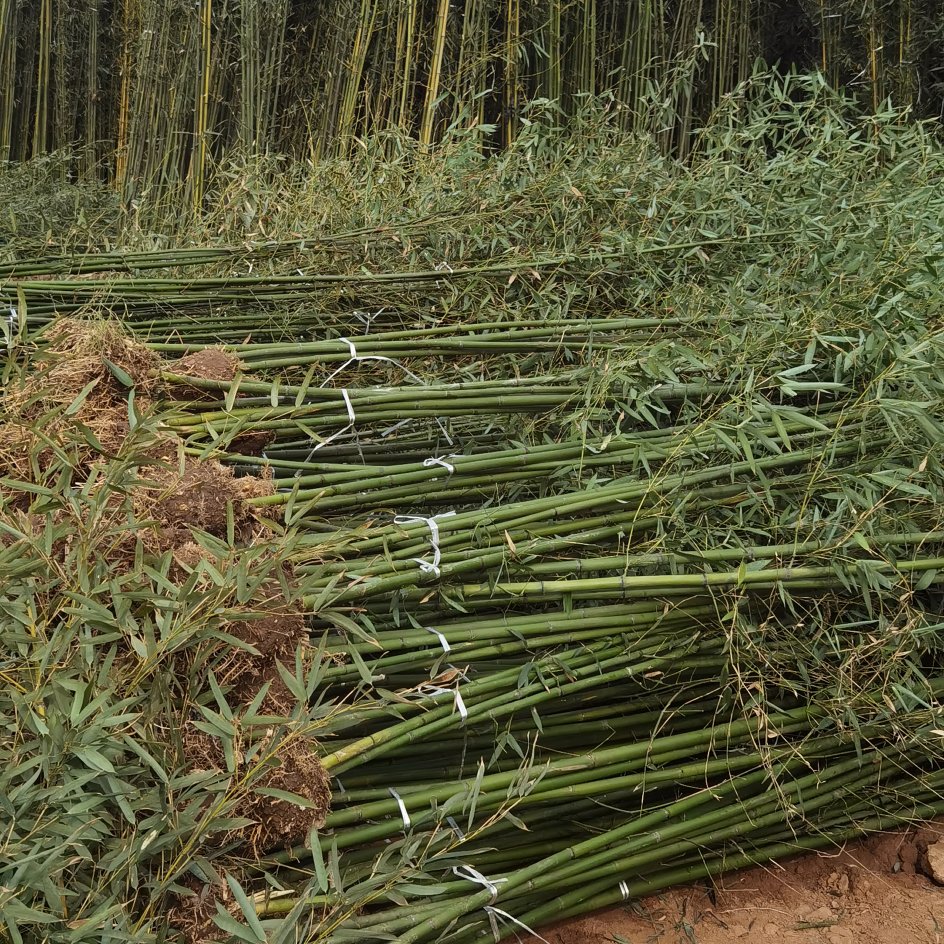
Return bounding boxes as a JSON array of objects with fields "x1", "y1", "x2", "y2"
[{"x1": 1, "y1": 0, "x2": 942, "y2": 205}]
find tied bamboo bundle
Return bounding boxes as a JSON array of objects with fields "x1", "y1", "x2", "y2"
[{"x1": 132, "y1": 269, "x2": 944, "y2": 940}]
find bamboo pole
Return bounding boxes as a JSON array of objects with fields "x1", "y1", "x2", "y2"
[
  {"x1": 32, "y1": 0, "x2": 52, "y2": 157},
  {"x1": 0, "y1": 0, "x2": 16, "y2": 162},
  {"x1": 420, "y1": 0, "x2": 449, "y2": 149}
]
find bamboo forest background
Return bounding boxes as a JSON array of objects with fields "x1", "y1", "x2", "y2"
[{"x1": 1, "y1": 0, "x2": 942, "y2": 209}]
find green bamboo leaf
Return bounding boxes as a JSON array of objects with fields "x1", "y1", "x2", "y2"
[
  {"x1": 74, "y1": 747, "x2": 115, "y2": 774},
  {"x1": 394, "y1": 883, "x2": 452, "y2": 896},
  {"x1": 308, "y1": 828, "x2": 329, "y2": 892},
  {"x1": 225, "y1": 874, "x2": 267, "y2": 942},
  {"x1": 64, "y1": 377, "x2": 101, "y2": 416},
  {"x1": 102, "y1": 357, "x2": 134, "y2": 388},
  {"x1": 253, "y1": 787, "x2": 319, "y2": 807},
  {"x1": 212, "y1": 905, "x2": 263, "y2": 944}
]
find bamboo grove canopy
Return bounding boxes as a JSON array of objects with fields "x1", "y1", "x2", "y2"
[{"x1": 1, "y1": 0, "x2": 942, "y2": 207}]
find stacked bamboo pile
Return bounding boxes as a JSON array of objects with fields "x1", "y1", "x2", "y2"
[
  {"x1": 130, "y1": 283, "x2": 944, "y2": 941},
  {"x1": 3, "y1": 90, "x2": 944, "y2": 939}
]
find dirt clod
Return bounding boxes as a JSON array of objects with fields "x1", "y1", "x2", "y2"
[
  {"x1": 164, "y1": 348, "x2": 242, "y2": 402},
  {"x1": 181, "y1": 720, "x2": 331, "y2": 854},
  {"x1": 133, "y1": 456, "x2": 273, "y2": 551},
  {"x1": 4, "y1": 319, "x2": 160, "y2": 473},
  {"x1": 918, "y1": 838, "x2": 944, "y2": 885},
  {"x1": 167, "y1": 348, "x2": 241, "y2": 384},
  {"x1": 167, "y1": 876, "x2": 233, "y2": 944},
  {"x1": 230, "y1": 429, "x2": 276, "y2": 456},
  {"x1": 217, "y1": 596, "x2": 309, "y2": 705}
]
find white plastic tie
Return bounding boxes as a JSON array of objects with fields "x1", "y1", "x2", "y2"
[
  {"x1": 423, "y1": 626, "x2": 451, "y2": 653},
  {"x1": 381, "y1": 418, "x2": 412, "y2": 438},
  {"x1": 434, "y1": 416, "x2": 455, "y2": 446},
  {"x1": 302, "y1": 388, "x2": 355, "y2": 464},
  {"x1": 334, "y1": 777, "x2": 345, "y2": 793},
  {"x1": 447, "y1": 816, "x2": 465, "y2": 840},
  {"x1": 3, "y1": 306, "x2": 17, "y2": 349},
  {"x1": 334, "y1": 388, "x2": 355, "y2": 429},
  {"x1": 321, "y1": 335, "x2": 425, "y2": 388},
  {"x1": 619, "y1": 880, "x2": 631, "y2": 900},
  {"x1": 353, "y1": 307, "x2": 382, "y2": 334},
  {"x1": 388, "y1": 788, "x2": 411, "y2": 829},
  {"x1": 426, "y1": 686, "x2": 467, "y2": 722},
  {"x1": 484, "y1": 906, "x2": 549, "y2": 943},
  {"x1": 452, "y1": 865, "x2": 505, "y2": 903},
  {"x1": 454, "y1": 690, "x2": 468, "y2": 721},
  {"x1": 423, "y1": 455, "x2": 458, "y2": 475},
  {"x1": 393, "y1": 511, "x2": 456, "y2": 577}
]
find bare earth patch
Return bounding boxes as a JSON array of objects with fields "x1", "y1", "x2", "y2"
[{"x1": 528, "y1": 822, "x2": 944, "y2": 944}]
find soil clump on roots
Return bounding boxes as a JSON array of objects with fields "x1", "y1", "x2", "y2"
[
  {"x1": 181, "y1": 721, "x2": 331, "y2": 852},
  {"x1": 132, "y1": 455, "x2": 274, "y2": 552},
  {"x1": 1, "y1": 318, "x2": 329, "y2": 942}
]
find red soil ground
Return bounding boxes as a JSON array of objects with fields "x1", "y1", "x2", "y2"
[{"x1": 527, "y1": 821, "x2": 944, "y2": 944}]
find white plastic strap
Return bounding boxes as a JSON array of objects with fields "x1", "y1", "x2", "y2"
[
  {"x1": 388, "y1": 788, "x2": 411, "y2": 829},
  {"x1": 302, "y1": 388, "x2": 355, "y2": 464},
  {"x1": 434, "y1": 416, "x2": 455, "y2": 446},
  {"x1": 321, "y1": 336, "x2": 425, "y2": 388},
  {"x1": 427, "y1": 686, "x2": 468, "y2": 722},
  {"x1": 382, "y1": 417, "x2": 454, "y2": 445},
  {"x1": 334, "y1": 777, "x2": 345, "y2": 794},
  {"x1": 393, "y1": 511, "x2": 456, "y2": 577},
  {"x1": 423, "y1": 455, "x2": 459, "y2": 475},
  {"x1": 381, "y1": 418, "x2": 412, "y2": 438},
  {"x1": 341, "y1": 388, "x2": 355, "y2": 425},
  {"x1": 353, "y1": 308, "x2": 382, "y2": 334},
  {"x1": 423, "y1": 627, "x2": 451, "y2": 653},
  {"x1": 484, "y1": 906, "x2": 549, "y2": 943},
  {"x1": 447, "y1": 816, "x2": 465, "y2": 840},
  {"x1": 619, "y1": 880, "x2": 630, "y2": 900},
  {"x1": 3, "y1": 307, "x2": 17, "y2": 349},
  {"x1": 454, "y1": 690, "x2": 468, "y2": 721},
  {"x1": 452, "y1": 865, "x2": 505, "y2": 903}
]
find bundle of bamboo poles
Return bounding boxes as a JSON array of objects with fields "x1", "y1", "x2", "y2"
[
  {"x1": 119, "y1": 283, "x2": 944, "y2": 941},
  {"x1": 4, "y1": 159, "x2": 944, "y2": 936}
]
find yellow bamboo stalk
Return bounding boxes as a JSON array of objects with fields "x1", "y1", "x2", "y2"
[
  {"x1": 398, "y1": 0, "x2": 419, "y2": 132},
  {"x1": 899, "y1": 0, "x2": 913, "y2": 109},
  {"x1": 0, "y1": 0, "x2": 16, "y2": 161},
  {"x1": 115, "y1": 0, "x2": 133, "y2": 189},
  {"x1": 419, "y1": 0, "x2": 449, "y2": 150},
  {"x1": 33, "y1": 0, "x2": 52, "y2": 157},
  {"x1": 193, "y1": 0, "x2": 213, "y2": 215},
  {"x1": 338, "y1": 0, "x2": 380, "y2": 148},
  {"x1": 85, "y1": 0, "x2": 100, "y2": 173},
  {"x1": 547, "y1": 0, "x2": 561, "y2": 104},
  {"x1": 503, "y1": 0, "x2": 520, "y2": 147}
]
